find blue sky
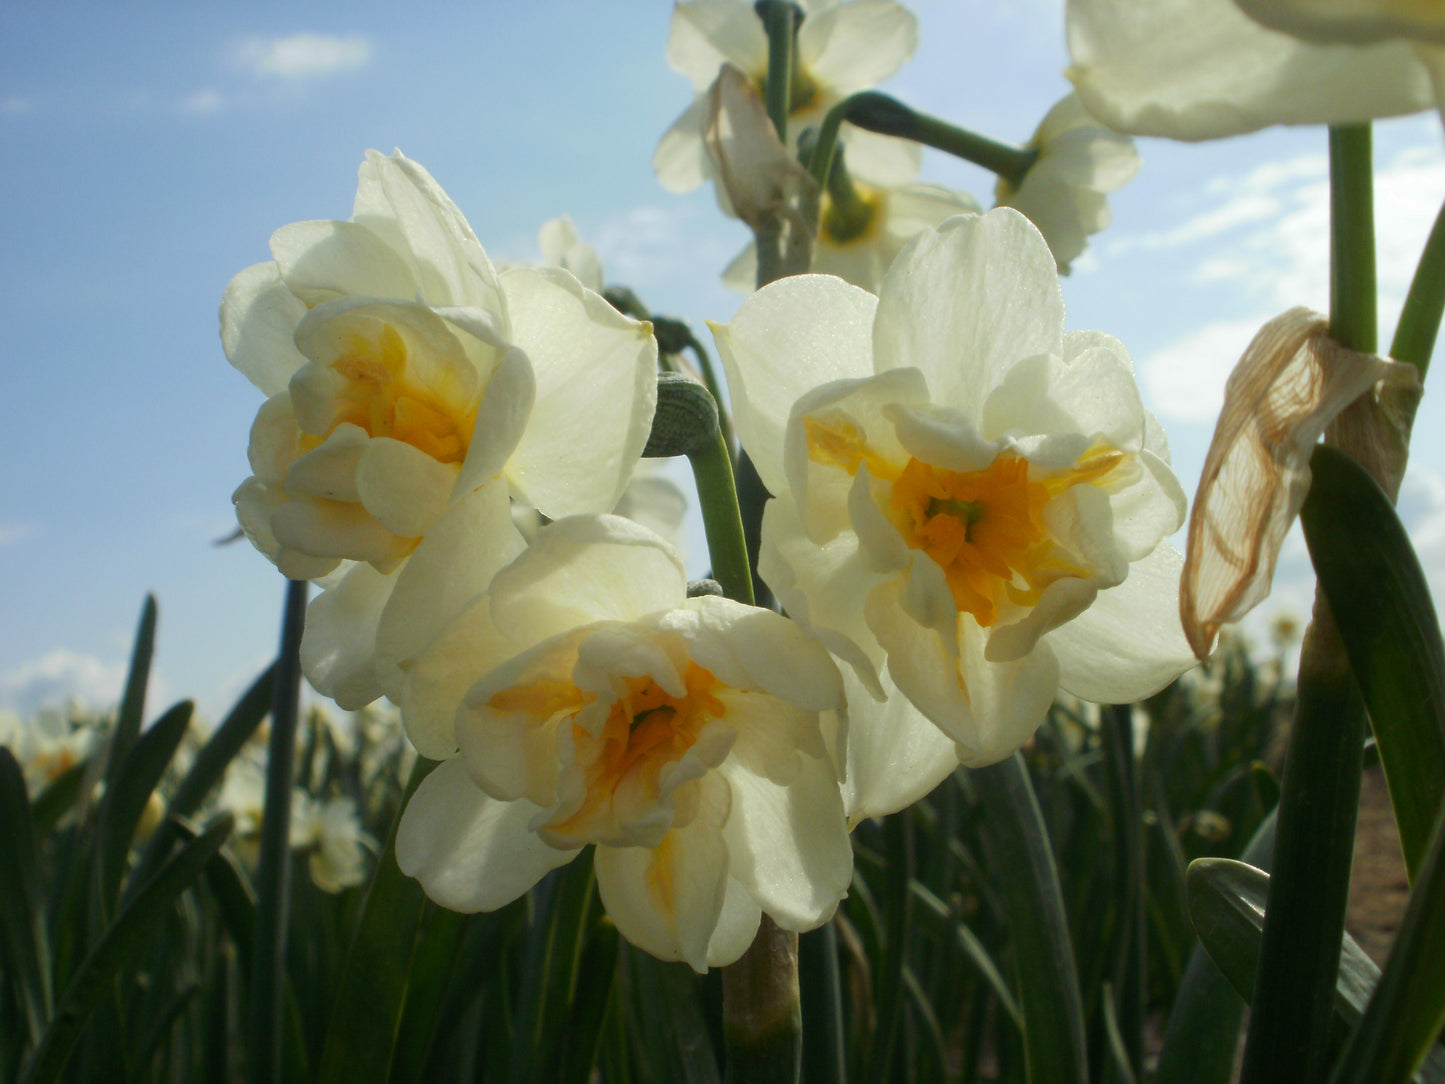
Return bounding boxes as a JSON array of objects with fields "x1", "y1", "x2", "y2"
[{"x1": 3, "y1": 1, "x2": 1443, "y2": 720}]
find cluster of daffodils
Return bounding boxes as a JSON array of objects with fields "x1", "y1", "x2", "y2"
[
  {"x1": 661, "y1": 0, "x2": 1139, "y2": 288},
  {"x1": 221, "y1": 1, "x2": 1198, "y2": 971}
]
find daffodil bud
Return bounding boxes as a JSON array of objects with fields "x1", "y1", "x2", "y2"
[
  {"x1": 687, "y1": 578, "x2": 725, "y2": 598},
  {"x1": 643, "y1": 371, "x2": 720, "y2": 458}
]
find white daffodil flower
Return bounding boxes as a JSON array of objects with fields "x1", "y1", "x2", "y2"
[
  {"x1": 655, "y1": 0, "x2": 921, "y2": 203},
  {"x1": 724, "y1": 180, "x2": 981, "y2": 293},
  {"x1": 1065, "y1": 0, "x2": 1435, "y2": 140},
  {"x1": 395, "y1": 514, "x2": 851, "y2": 972},
  {"x1": 994, "y1": 94, "x2": 1139, "y2": 274},
  {"x1": 291, "y1": 793, "x2": 375, "y2": 893},
  {"x1": 712, "y1": 209, "x2": 1195, "y2": 815},
  {"x1": 221, "y1": 150, "x2": 658, "y2": 708},
  {"x1": 538, "y1": 215, "x2": 605, "y2": 294}
]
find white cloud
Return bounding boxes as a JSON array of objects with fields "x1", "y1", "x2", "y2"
[
  {"x1": 0, "y1": 650, "x2": 130, "y2": 717},
  {"x1": 0, "y1": 523, "x2": 35, "y2": 547},
  {"x1": 233, "y1": 33, "x2": 372, "y2": 80},
  {"x1": 1, "y1": 96, "x2": 35, "y2": 117},
  {"x1": 179, "y1": 88, "x2": 225, "y2": 115},
  {"x1": 1139, "y1": 314, "x2": 1271, "y2": 423}
]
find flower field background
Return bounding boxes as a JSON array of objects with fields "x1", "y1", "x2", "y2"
[{"x1": 7, "y1": 1, "x2": 1445, "y2": 1082}]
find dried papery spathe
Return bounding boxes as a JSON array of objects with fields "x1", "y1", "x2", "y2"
[
  {"x1": 1180, "y1": 307, "x2": 1417, "y2": 658},
  {"x1": 703, "y1": 64, "x2": 819, "y2": 285}
]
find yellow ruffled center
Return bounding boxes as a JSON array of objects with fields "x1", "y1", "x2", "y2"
[
  {"x1": 805, "y1": 412, "x2": 1125, "y2": 626},
  {"x1": 512, "y1": 662, "x2": 727, "y2": 843},
  {"x1": 306, "y1": 322, "x2": 477, "y2": 463}
]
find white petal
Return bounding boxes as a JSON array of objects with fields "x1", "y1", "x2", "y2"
[
  {"x1": 500, "y1": 266, "x2": 658, "y2": 517},
  {"x1": 952, "y1": 620, "x2": 1060, "y2": 766},
  {"x1": 799, "y1": 0, "x2": 918, "y2": 91},
  {"x1": 457, "y1": 345, "x2": 537, "y2": 497},
  {"x1": 270, "y1": 497, "x2": 412, "y2": 571},
  {"x1": 399, "y1": 594, "x2": 512, "y2": 760},
  {"x1": 759, "y1": 498, "x2": 887, "y2": 698},
  {"x1": 352, "y1": 150, "x2": 504, "y2": 311},
  {"x1": 594, "y1": 773, "x2": 733, "y2": 973},
  {"x1": 705, "y1": 877, "x2": 764, "y2": 967},
  {"x1": 356, "y1": 438, "x2": 460, "y2": 538},
  {"x1": 873, "y1": 210, "x2": 1064, "y2": 421},
  {"x1": 1049, "y1": 543, "x2": 1198, "y2": 704},
  {"x1": 669, "y1": 594, "x2": 844, "y2": 712},
  {"x1": 719, "y1": 751, "x2": 851, "y2": 931},
  {"x1": 488, "y1": 515, "x2": 687, "y2": 647},
  {"x1": 1065, "y1": 0, "x2": 1433, "y2": 139},
  {"x1": 837, "y1": 666, "x2": 958, "y2": 824},
  {"x1": 220, "y1": 262, "x2": 310, "y2": 396},
  {"x1": 782, "y1": 367, "x2": 928, "y2": 547},
  {"x1": 270, "y1": 219, "x2": 418, "y2": 306},
  {"x1": 375, "y1": 475, "x2": 526, "y2": 696},
  {"x1": 667, "y1": 0, "x2": 768, "y2": 90},
  {"x1": 285, "y1": 424, "x2": 368, "y2": 503},
  {"x1": 711, "y1": 275, "x2": 879, "y2": 495},
  {"x1": 300, "y1": 562, "x2": 395, "y2": 709},
  {"x1": 396, "y1": 759, "x2": 574, "y2": 912},
  {"x1": 653, "y1": 97, "x2": 713, "y2": 194},
  {"x1": 1235, "y1": 0, "x2": 1445, "y2": 46}
]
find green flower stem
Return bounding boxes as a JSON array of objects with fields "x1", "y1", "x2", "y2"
[
  {"x1": 688, "y1": 425, "x2": 755, "y2": 607},
  {"x1": 970, "y1": 754, "x2": 1089, "y2": 1084},
  {"x1": 1238, "y1": 123, "x2": 1376, "y2": 1084},
  {"x1": 1328, "y1": 124, "x2": 1377, "y2": 354},
  {"x1": 1390, "y1": 193, "x2": 1445, "y2": 375},
  {"x1": 814, "y1": 92, "x2": 1038, "y2": 190},
  {"x1": 757, "y1": 0, "x2": 801, "y2": 145},
  {"x1": 248, "y1": 578, "x2": 307, "y2": 1084},
  {"x1": 684, "y1": 329, "x2": 736, "y2": 457},
  {"x1": 722, "y1": 914, "x2": 802, "y2": 1084}
]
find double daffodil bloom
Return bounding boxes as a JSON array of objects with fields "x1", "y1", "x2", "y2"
[
  {"x1": 713, "y1": 209, "x2": 1194, "y2": 813},
  {"x1": 222, "y1": 151, "x2": 658, "y2": 707},
  {"x1": 995, "y1": 94, "x2": 1139, "y2": 274},
  {"x1": 655, "y1": 0, "x2": 921, "y2": 204},
  {"x1": 395, "y1": 515, "x2": 851, "y2": 972},
  {"x1": 723, "y1": 180, "x2": 981, "y2": 292},
  {"x1": 1066, "y1": 0, "x2": 1435, "y2": 140}
]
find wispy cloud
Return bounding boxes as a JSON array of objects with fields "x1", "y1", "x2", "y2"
[
  {"x1": 0, "y1": 649, "x2": 131, "y2": 716},
  {"x1": 1, "y1": 96, "x2": 35, "y2": 118},
  {"x1": 0, "y1": 523, "x2": 36, "y2": 548},
  {"x1": 179, "y1": 88, "x2": 225, "y2": 115},
  {"x1": 232, "y1": 33, "x2": 372, "y2": 80},
  {"x1": 1139, "y1": 315, "x2": 1269, "y2": 425}
]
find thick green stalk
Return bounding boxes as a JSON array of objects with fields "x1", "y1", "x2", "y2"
[
  {"x1": 249, "y1": 578, "x2": 308, "y2": 1084},
  {"x1": 1390, "y1": 193, "x2": 1445, "y2": 375},
  {"x1": 756, "y1": 0, "x2": 799, "y2": 145},
  {"x1": 829, "y1": 92, "x2": 1037, "y2": 188},
  {"x1": 688, "y1": 426, "x2": 755, "y2": 608},
  {"x1": 1238, "y1": 123, "x2": 1375, "y2": 1084}
]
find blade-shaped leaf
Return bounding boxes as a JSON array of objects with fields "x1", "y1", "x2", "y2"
[
  {"x1": 1188, "y1": 857, "x2": 1445, "y2": 1082},
  {"x1": 1301, "y1": 443, "x2": 1445, "y2": 879},
  {"x1": 970, "y1": 754, "x2": 1089, "y2": 1084},
  {"x1": 20, "y1": 814, "x2": 232, "y2": 1084},
  {"x1": 0, "y1": 748, "x2": 52, "y2": 1047}
]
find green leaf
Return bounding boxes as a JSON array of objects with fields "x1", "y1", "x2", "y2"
[
  {"x1": 316, "y1": 759, "x2": 433, "y2": 1084},
  {"x1": 1301, "y1": 443, "x2": 1445, "y2": 880},
  {"x1": 103, "y1": 595, "x2": 158, "y2": 801},
  {"x1": 131, "y1": 663, "x2": 273, "y2": 893},
  {"x1": 511, "y1": 851, "x2": 602, "y2": 1084},
  {"x1": 970, "y1": 754, "x2": 1088, "y2": 1084},
  {"x1": 622, "y1": 948, "x2": 720, "y2": 1084},
  {"x1": 1329, "y1": 802, "x2": 1445, "y2": 1083},
  {"x1": 95, "y1": 699, "x2": 193, "y2": 913},
  {"x1": 0, "y1": 747, "x2": 53, "y2": 1047},
  {"x1": 19, "y1": 813, "x2": 232, "y2": 1084},
  {"x1": 1187, "y1": 856, "x2": 1436, "y2": 1072}
]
